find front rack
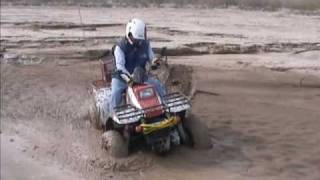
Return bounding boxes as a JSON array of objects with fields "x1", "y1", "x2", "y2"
[{"x1": 114, "y1": 92, "x2": 191, "y2": 123}]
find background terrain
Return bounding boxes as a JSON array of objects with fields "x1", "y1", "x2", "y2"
[
  {"x1": 2, "y1": 0, "x2": 320, "y2": 11},
  {"x1": 1, "y1": 4, "x2": 320, "y2": 180}
]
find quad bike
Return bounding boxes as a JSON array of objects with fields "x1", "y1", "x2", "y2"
[{"x1": 89, "y1": 48, "x2": 210, "y2": 157}]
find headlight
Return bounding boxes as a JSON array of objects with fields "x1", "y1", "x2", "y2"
[{"x1": 139, "y1": 88, "x2": 154, "y2": 99}]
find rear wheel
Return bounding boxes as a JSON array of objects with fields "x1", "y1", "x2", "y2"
[{"x1": 101, "y1": 130, "x2": 128, "y2": 158}]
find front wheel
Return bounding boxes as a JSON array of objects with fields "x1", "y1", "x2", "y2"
[
  {"x1": 177, "y1": 123, "x2": 192, "y2": 146},
  {"x1": 101, "y1": 130, "x2": 128, "y2": 158},
  {"x1": 183, "y1": 114, "x2": 211, "y2": 149},
  {"x1": 152, "y1": 136, "x2": 171, "y2": 155}
]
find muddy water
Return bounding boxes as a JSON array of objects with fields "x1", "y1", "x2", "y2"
[
  {"x1": 0, "y1": 60, "x2": 193, "y2": 180},
  {"x1": 2, "y1": 61, "x2": 320, "y2": 180}
]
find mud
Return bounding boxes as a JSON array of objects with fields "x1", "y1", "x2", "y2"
[
  {"x1": 1, "y1": 6, "x2": 320, "y2": 180},
  {"x1": 0, "y1": 62, "x2": 160, "y2": 180}
]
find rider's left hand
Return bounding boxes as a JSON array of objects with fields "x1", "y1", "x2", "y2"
[{"x1": 152, "y1": 58, "x2": 161, "y2": 65}]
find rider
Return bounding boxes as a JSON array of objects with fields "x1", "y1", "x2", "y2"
[{"x1": 111, "y1": 18, "x2": 166, "y2": 111}]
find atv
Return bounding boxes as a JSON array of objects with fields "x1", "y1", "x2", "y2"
[{"x1": 89, "y1": 48, "x2": 210, "y2": 157}]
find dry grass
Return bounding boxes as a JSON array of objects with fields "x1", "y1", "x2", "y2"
[
  {"x1": 188, "y1": 0, "x2": 320, "y2": 11},
  {"x1": 237, "y1": 0, "x2": 320, "y2": 11},
  {"x1": 1, "y1": 0, "x2": 320, "y2": 11}
]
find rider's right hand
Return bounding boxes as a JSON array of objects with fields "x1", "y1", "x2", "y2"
[{"x1": 152, "y1": 57, "x2": 161, "y2": 65}]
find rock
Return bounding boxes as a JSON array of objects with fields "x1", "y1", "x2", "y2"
[
  {"x1": 3, "y1": 53, "x2": 19, "y2": 60},
  {"x1": 83, "y1": 27, "x2": 97, "y2": 31},
  {"x1": 0, "y1": 47, "x2": 6, "y2": 54},
  {"x1": 84, "y1": 49, "x2": 110, "y2": 60},
  {"x1": 33, "y1": 145, "x2": 39, "y2": 150}
]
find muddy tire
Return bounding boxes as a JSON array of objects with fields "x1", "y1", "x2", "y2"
[
  {"x1": 101, "y1": 131, "x2": 128, "y2": 158},
  {"x1": 183, "y1": 114, "x2": 211, "y2": 149},
  {"x1": 177, "y1": 123, "x2": 192, "y2": 146},
  {"x1": 89, "y1": 104, "x2": 102, "y2": 130}
]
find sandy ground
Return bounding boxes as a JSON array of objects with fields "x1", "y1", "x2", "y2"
[{"x1": 1, "y1": 6, "x2": 320, "y2": 180}]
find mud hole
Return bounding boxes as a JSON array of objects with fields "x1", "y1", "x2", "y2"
[
  {"x1": 3, "y1": 56, "x2": 320, "y2": 180},
  {"x1": 0, "y1": 59, "x2": 197, "y2": 180}
]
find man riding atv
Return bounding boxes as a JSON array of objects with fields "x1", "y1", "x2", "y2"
[
  {"x1": 90, "y1": 18, "x2": 211, "y2": 157},
  {"x1": 111, "y1": 18, "x2": 166, "y2": 113}
]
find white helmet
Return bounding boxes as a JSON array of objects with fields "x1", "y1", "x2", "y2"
[{"x1": 126, "y1": 18, "x2": 146, "y2": 40}]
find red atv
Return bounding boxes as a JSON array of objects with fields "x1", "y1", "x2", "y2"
[{"x1": 90, "y1": 49, "x2": 209, "y2": 157}]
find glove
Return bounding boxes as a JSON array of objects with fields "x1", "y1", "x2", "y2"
[
  {"x1": 120, "y1": 73, "x2": 133, "y2": 86},
  {"x1": 151, "y1": 58, "x2": 161, "y2": 70}
]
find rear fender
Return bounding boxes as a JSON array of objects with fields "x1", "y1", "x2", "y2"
[{"x1": 105, "y1": 117, "x2": 114, "y2": 131}]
